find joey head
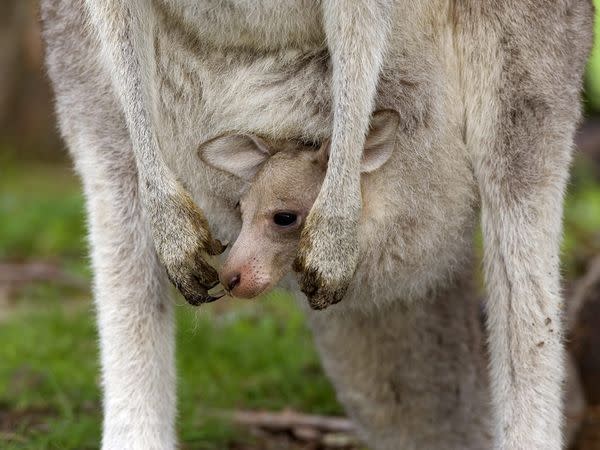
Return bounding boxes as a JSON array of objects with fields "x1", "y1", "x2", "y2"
[{"x1": 199, "y1": 110, "x2": 400, "y2": 299}]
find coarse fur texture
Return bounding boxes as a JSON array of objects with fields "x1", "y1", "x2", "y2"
[{"x1": 41, "y1": 1, "x2": 594, "y2": 449}]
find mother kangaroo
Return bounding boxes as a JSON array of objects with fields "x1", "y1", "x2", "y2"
[{"x1": 41, "y1": 1, "x2": 593, "y2": 449}]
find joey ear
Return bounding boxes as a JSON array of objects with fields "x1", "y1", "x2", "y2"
[
  {"x1": 361, "y1": 109, "x2": 400, "y2": 173},
  {"x1": 198, "y1": 134, "x2": 272, "y2": 181}
]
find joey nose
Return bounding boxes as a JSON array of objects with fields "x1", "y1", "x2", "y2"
[{"x1": 227, "y1": 274, "x2": 241, "y2": 291}]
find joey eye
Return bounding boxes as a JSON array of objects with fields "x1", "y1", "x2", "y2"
[{"x1": 273, "y1": 212, "x2": 298, "y2": 227}]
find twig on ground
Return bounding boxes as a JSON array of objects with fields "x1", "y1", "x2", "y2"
[
  {"x1": 229, "y1": 409, "x2": 354, "y2": 434},
  {"x1": 567, "y1": 254, "x2": 600, "y2": 331},
  {"x1": 214, "y1": 409, "x2": 359, "y2": 447},
  {"x1": 0, "y1": 261, "x2": 87, "y2": 289}
]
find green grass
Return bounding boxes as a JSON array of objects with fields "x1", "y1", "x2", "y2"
[
  {"x1": 176, "y1": 294, "x2": 342, "y2": 449},
  {"x1": 0, "y1": 301, "x2": 101, "y2": 450},
  {"x1": 0, "y1": 152, "x2": 598, "y2": 449},
  {"x1": 0, "y1": 157, "x2": 87, "y2": 277},
  {"x1": 563, "y1": 160, "x2": 600, "y2": 277},
  {"x1": 0, "y1": 290, "x2": 339, "y2": 449},
  {"x1": 586, "y1": 0, "x2": 600, "y2": 111}
]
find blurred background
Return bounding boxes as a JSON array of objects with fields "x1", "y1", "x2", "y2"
[{"x1": 1, "y1": 2, "x2": 600, "y2": 449}]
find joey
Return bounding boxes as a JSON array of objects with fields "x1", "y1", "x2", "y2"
[{"x1": 199, "y1": 110, "x2": 399, "y2": 300}]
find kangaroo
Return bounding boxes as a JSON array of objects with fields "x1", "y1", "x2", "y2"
[{"x1": 41, "y1": 1, "x2": 593, "y2": 449}]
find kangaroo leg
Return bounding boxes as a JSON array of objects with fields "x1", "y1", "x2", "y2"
[
  {"x1": 42, "y1": 3, "x2": 178, "y2": 447},
  {"x1": 81, "y1": 138, "x2": 176, "y2": 450},
  {"x1": 464, "y1": 3, "x2": 593, "y2": 447},
  {"x1": 304, "y1": 275, "x2": 492, "y2": 450}
]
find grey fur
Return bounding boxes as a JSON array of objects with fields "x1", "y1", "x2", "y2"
[{"x1": 41, "y1": 1, "x2": 593, "y2": 449}]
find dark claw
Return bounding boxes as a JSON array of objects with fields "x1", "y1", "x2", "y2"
[
  {"x1": 207, "y1": 239, "x2": 228, "y2": 256},
  {"x1": 207, "y1": 279, "x2": 220, "y2": 290},
  {"x1": 209, "y1": 286, "x2": 226, "y2": 295},
  {"x1": 167, "y1": 270, "x2": 225, "y2": 306},
  {"x1": 185, "y1": 291, "x2": 225, "y2": 305},
  {"x1": 204, "y1": 292, "x2": 226, "y2": 303}
]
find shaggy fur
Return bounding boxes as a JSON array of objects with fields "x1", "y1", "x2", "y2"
[{"x1": 41, "y1": 1, "x2": 593, "y2": 449}]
